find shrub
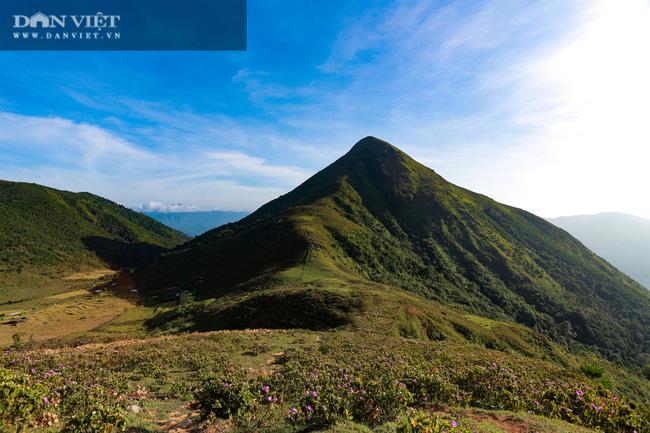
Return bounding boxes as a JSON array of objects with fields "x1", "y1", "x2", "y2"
[
  {"x1": 580, "y1": 364, "x2": 605, "y2": 379},
  {"x1": 0, "y1": 368, "x2": 47, "y2": 432},
  {"x1": 194, "y1": 373, "x2": 284, "y2": 432},
  {"x1": 57, "y1": 381, "x2": 127, "y2": 433},
  {"x1": 194, "y1": 374, "x2": 258, "y2": 420},
  {"x1": 286, "y1": 367, "x2": 412, "y2": 428},
  {"x1": 397, "y1": 411, "x2": 470, "y2": 433}
]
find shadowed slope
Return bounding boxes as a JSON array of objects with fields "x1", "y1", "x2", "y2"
[{"x1": 0, "y1": 180, "x2": 189, "y2": 300}]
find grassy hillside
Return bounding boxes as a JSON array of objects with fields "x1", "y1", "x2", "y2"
[
  {"x1": 0, "y1": 180, "x2": 188, "y2": 301},
  {"x1": 137, "y1": 137, "x2": 649, "y2": 367},
  {"x1": 2, "y1": 330, "x2": 647, "y2": 433},
  {"x1": 1, "y1": 150, "x2": 648, "y2": 433}
]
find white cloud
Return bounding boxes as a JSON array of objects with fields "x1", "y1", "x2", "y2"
[
  {"x1": 0, "y1": 112, "x2": 154, "y2": 170},
  {"x1": 132, "y1": 201, "x2": 202, "y2": 212},
  {"x1": 309, "y1": 0, "x2": 650, "y2": 219},
  {"x1": 204, "y1": 151, "x2": 309, "y2": 184},
  {"x1": 3, "y1": 0, "x2": 650, "y2": 219},
  {"x1": 0, "y1": 111, "x2": 314, "y2": 211}
]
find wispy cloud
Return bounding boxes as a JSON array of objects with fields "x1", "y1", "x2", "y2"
[
  {"x1": 1, "y1": 0, "x2": 649, "y2": 218},
  {"x1": 0, "y1": 110, "x2": 310, "y2": 211}
]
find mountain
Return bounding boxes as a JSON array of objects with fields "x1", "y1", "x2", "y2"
[
  {"x1": 0, "y1": 180, "x2": 189, "y2": 299},
  {"x1": 143, "y1": 211, "x2": 249, "y2": 236},
  {"x1": 549, "y1": 213, "x2": 650, "y2": 289},
  {"x1": 136, "y1": 137, "x2": 649, "y2": 365}
]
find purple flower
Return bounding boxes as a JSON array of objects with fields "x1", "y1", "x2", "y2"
[
  {"x1": 289, "y1": 407, "x2": 298, "y2": 415},
  {"x1": 223, "y1": 382, "x2": 232, "y2": 388},
  {"x1": 311, "y1": 391, "x2": 318, "y2": 398},
  {"x1": 266, "y1": 396, "x2": 273, "y2": 402},
  {"x1": 43, "y1": 396, "x2": 49, "y2": 404},
  {"x1": 451, "y1": 420, "x2": 458, "y2": 428},
  {"x1": 262, "y1": 385, "x2": 270, "y2": 393},
  {"x1": 576, "y1": 389, "x2": 584, "y2": 396},
  {"x1": 307, "y1": 405, "x2": 313, "y2": 412}
]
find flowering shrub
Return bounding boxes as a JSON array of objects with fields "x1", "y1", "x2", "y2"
[
  {"x1": 283, "y1": 366, "x2": 413, "y2": 427},
  {"x1": 192, "y1": 373, "x2": 289, "y2": 432},
  {"x1": 0, "y1": 368, "x2": 47, "y2": 432},
  {"x1": 397, "y1": 411, "x2": 470, "y2": 433},
  {"x1": 0, "y1": 366, "x2": 128, "y2": 433},
  {"x1": 276, "y1": 350, "x2": 648, "y2": 433},
  {"x1": 534, "y1": 384, "x2": 646, "y2": 433},
  {"x1": 194, "y1": 374, "x2": 259, "y2": 420},
  {"x1": 57, "y1": 380, "x2": 127, "y2": 433},
  {"x1": 405, "y1": 372, "x2": 459, "y2": 407}
]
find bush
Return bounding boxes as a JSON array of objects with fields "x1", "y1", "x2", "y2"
[
  {"x1": 286, "y1": 367, "x2": 412, "y2": 428},
  {"x1": 580, "y1": 364, "x2": 605, "y2": 379},
  {"x1": 193, "y1": 373, "x2": 283, "y2": 432},
  {"x1": 397, "y1": 411, "x2": 470, "y2": 433},
  {"x1": 194, "y1": 374, "x2": 259, "y2": 420},
  {"x1": 57, "y1": 381, "x2": 127, "y2": 433},
  {"x1": 0, "y1": 368, "x2": 47, "y2": 432}
]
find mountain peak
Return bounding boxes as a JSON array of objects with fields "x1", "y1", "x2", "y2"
[
  {"x1": 137, "y1": 137, "x2": 649, "y2": 366},
  {"x1": 347, "y1": 136, "x2": 402, "y2": 157}
]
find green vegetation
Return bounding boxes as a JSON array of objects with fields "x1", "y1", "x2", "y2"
[
  {"x1": 0, "y1": 366, "x2": 126, "y2": 433},
  {"x1": 2, "y1": 138, "x2": 649, "y2": 432},
  {"x1": 0, "y1": 180, "x2": 188, "y2": 301},
  {"x1": 397, "y1": 411, "x2": 470, "y2": 433},
  {"x1": 136, "y1": 137, "x2": 649, "y2": 367},
  {"x1": 1, "y1": 331, "x2": 646, "y2": 432}
]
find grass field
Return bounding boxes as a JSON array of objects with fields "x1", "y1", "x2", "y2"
[
  {"x1": 3, "y1": 329, "x2": 630, "y2": 433},
  {"x1": 0, "y1": 270, "x2": 138, "y2": 345},
  {"x1": 1, "y1": 272, "x2": 648, "y2": 433}
]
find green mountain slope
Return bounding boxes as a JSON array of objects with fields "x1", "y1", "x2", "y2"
[
  {"x1": 0, "y1": 180, "x2": 189, "y2": 299},
  {"x1": 137, "y1": 137, "x2": 649, "y2": 365}
]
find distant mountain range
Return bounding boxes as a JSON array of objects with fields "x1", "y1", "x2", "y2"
[
  {"x1": 143, "y1": 211, "x2": 249, "y2": 236},
  {"x1": 0, "y1": 180, "x2": 188, "y2": 300},
  {"x1": 136, "y1": 137, "x2": 649, "y2": 366},
  {"x1": 549, "y1": 213, "x2": 650, "y2": 290}
]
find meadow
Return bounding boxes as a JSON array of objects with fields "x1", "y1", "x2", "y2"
[{"x1": 2, "y1": 307, "x2": 648, "y2": 432}]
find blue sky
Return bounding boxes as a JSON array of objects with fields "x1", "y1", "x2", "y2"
[{"x1": 1, "y1": 0, "x2": 650, "y2": 218}]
